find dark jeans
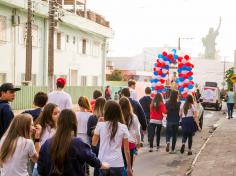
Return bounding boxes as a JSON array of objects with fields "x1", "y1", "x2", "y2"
[
  {"x1": 166, "y1": 123, "x2": 179, "y2": 151},
  {"x1": 227, "y1": 103, "x2": 234, "y2": 118},
  {"x1": 99, "y1": 167, "x2": 124, "y2": 176},
  {"x1": 182, "y1": 132, "x2": 193, "y2": 150},
  {"x1": 148, "y1": 123, "x2": 162, "y2": 148}
]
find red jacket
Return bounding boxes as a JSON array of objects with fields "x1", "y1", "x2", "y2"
[{"x1": 150, "y1": 102, "x2": 167, "y2": 121}]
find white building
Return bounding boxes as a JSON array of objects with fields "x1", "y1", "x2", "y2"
[
  {"x1": 108, "y1": 47, "x2": 234, "y2": 88},
  {"x1": 0, "y1": 0, "x2": 113, "y2": 86}
]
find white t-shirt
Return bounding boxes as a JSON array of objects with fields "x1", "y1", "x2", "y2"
[
  {"x1": 48, "y1": 90, "x2": 73, "y2": 110},
  {"x1": 0, "y1": 137, "x2": 36, "y2": 176},
  {"x1": 180, "y1": 103, "x2": 196, "y2": 118},
  {"x1": 128, "y1": 114, "x2": 141, "y2": 144},
  {"x1": 129, "y1": 88, "x2": 137, "y2": 100},
  {"x1": 94, "y1": 121, "x2": 129, "y2": 167},
  {"x1": 41, "y1": 126, "x2": 56, "y2": 145},
  {"x1": 76, "y1": 112, "x2": 92, "y2": 144}
]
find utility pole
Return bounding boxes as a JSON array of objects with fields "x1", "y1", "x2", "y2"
[
  {"x1": 48, "y1": 0, "x2": 55, "y2": 91},
  {"x1": 25, "y1": 0, "x2": 33, "y2": 83}
]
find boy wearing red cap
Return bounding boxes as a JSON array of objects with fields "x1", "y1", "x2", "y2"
[{"x1": 48, "y1": 78, "x2": 72, "y2": 110}]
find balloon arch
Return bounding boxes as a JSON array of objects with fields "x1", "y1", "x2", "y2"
[{"x1": 150, "y1": 49, "x2": 194, "y2": 99}]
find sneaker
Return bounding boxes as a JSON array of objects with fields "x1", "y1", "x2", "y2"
[
  {"x1": 188, "y1": 150, "x2": 192, "y2": 155},
  {"x1": 166, "y1": 143, "x2": 170, "y2": 152},
  {"x1": 180, "y1": 144, "x2": 185, "y2": 154},
  {"x1": 149, "y1": 148, "x2": 153, "y2": 152},
  {"x1": 169, "y1": 150, "x2": 177, "y2": 154}
]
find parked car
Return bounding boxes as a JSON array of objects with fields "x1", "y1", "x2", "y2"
[{"x1": 200, "y1": 83, "x2": 222, "y2": 111}]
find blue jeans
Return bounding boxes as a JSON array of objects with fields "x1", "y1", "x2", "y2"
[
  {"x1": 166, "y1": 123, "x2": 179, "y2": 151},
  {"x1": 99, "y1": 167, "x2": 124, "y2": 176},
  {"x1": 227, "y1": 103, "x2": 234, "y2": 118}
]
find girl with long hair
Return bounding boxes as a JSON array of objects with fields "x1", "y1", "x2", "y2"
[
  {"x1": 179, "y1": 94, "x2": 200, "y2": 155},
  {"x1": 32, "y1": 103, "x2": 60, "y2": 176},
  {"x1": 165, "y1": 90, "x2": 181, "y2": 153},
  {"x1": 119, "y1": 97, "x2": 140, "y2": 169},
  {"x1": 76, "y1": 96, "x2": 92, "y2": 144},
  {"x1": 0, "y1": 114, "x2": 41, "y2": 176},
  {"x1": 92, "y1": 100, "x2": 133, "y2": 176},
  {"x1": 87, "y1": 97, "x2": 106, "y2": 176},
  {"x1": 149, "y1": 93, "x2": 167, "y2": 152},
  {"x1": 37, "y1": 109, "x2": 109, "y2": 176}
]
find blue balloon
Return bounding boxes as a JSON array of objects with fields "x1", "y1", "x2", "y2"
[
  {"x1": 164, "y1": 65, "x2": 169, "y2": 69},
  {"x1": 188, "y1": 84, "x2": 194, "y2": 89},
  {"x1": 151, "y1": 87, "x2": 155, "y2": 91},
  {"x1": 179, "y1": 87, "x2": 184, "y2": 92},
  {"x1": 173, "y1": 55, "x2": 178, "y2": 59},
  {"x1": 172, "y1": 49, "x2": 177, "y2": 54},
  {"x1": 179, "y1": 77, "x2": 185, "y2": 82},
  {"x1": 189, "y1": 76, "x2": 193, "y2": 81},
  {"x1": 154, "y1": 71, "x2": 158, "y2": 76},
  {"x1": 161, "y1": 73, "x2": 166, "y2": 78},
  {"x1": 154, "y1": 79, "x2": 158, "y2": 83},
  {"x1": 154, "y1": 63, "x2": 157, "y2": 67},
  {"x1": 158, "y1": 54, "x2": 163, "y2": 58},
  {"x1": 176, "y1": 78, "x2": 180, "y2": 83},
  {"x1": 177, "y1": 68, "x2": 181, "y2": 73}
]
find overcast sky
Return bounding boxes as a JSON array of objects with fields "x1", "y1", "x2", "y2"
[{"x1": 88, "y1": 0, "x2": 236, "y2": 61}]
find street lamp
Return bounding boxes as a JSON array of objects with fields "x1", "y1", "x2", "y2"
[{"x1": 178, "y1": 37, "x2": 194, "y2": 50}]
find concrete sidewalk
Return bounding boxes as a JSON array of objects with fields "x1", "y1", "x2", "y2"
[{"x1": 191, "y1": 117, "x2": 236, "y2": 176}]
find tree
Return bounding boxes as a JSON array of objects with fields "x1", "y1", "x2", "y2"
[
  {"x1": 108, "y1": 70, "x2": 123, "y2": 81},
  {"x1": 225, "y1": 67, "x2": 234, "y2": 90}
]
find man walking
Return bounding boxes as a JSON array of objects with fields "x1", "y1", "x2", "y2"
[
  {"x1": 48, "y1": 78, "x2": 72, "y2": 110},
  {"x1": 0, "y1": 83, "x2": 21, "y2": 139}
]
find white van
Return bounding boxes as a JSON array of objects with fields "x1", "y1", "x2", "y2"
[{"x1": 201, "y1": 84, "x2": 222, "y2": 111}]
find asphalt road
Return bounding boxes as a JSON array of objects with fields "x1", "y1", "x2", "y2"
[{"x1": 133, "y1": 108, "x2": 226, "y2": 176}]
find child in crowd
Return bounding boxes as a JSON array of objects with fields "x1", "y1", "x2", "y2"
[
  {"x1": 92, "y1": 100, "x2": 133, "y2": 176},
  {"x1": 22, "y1": 91, "x2": 48, "y2": 121},
  {"x1": 149, "y1": 93, "x2": 166, "y2": 152},
  {"x1": 0, "y1": 114, "x2": 41, "y2": 176}
]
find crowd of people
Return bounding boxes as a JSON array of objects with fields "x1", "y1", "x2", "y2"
[{"x1": 0, "y1": 78, "x2": 202, "y2": 176}]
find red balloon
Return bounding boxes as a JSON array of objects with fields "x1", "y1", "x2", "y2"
[
  {"x1": 183, "y1": 83, "x2": 188, "y2": 88},
  {"x1": 189, "y1": 81, "x2": 194, "y2": 85},
  {"x1": 184, "y1": 55, "x2": 190, "y2": 60},
  {"x1": 182, "y1": 93, "x2": 188, "y2": 98},
  {"x1": 157, "y1": 63, "x2": 161, "y2": 67},
  {"x1": 179, "y1": 73, "x2": 184, "y2": 77},
  {"x1": 186, "y1": 62, "x2": 191, "y2": 67},
  {"x1": 178, "y1": 57, "x2": 183, "y2": 63},
  {"x1": 161, "y1": 63, "x2": 166, "y2": 67},
  {"x1": 151, "y1": 93, "x2": 156, "y2": 98},
  {"x1": 178, "y1": 63, "x2": 183, "y2": 68},
  {"x1": 187, "y1": 71, "x2": 193, "y2": 76},
  {"x1": 162, "y1": 51, "x2": 167, "y2": 56},
  {"x1": 154, "y1": 86, "x2": 159, "y2": 90},
  {"x1": 153, "y1": 68, "x2": 156, "y2": 71},
  {"x1": 168, "y1": 54, "x2": 173, "y2": 59},
  {"x1": 160, "y1": 79, "x2": 165, "y2": 84},
  {"x1": 158, "y1": 70, "x2": 162, "y2": 75}
]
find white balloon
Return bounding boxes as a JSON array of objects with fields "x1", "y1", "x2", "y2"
[{"x1": 159, "y1": 58, "x2": 164, "y2": 63}]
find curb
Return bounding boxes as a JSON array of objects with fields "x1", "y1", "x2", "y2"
[{"x1": 185, "y1": 118, "x2": 225, "y2": 175}]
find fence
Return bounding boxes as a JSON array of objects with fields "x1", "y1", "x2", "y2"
[{"x1": 11, "y1": 86, "x2": 103, "y2": 110}]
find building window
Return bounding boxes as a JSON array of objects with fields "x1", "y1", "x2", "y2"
[
  {"x1": 92, "y1": 76, "x2": 98, "y2": 86},
  {"x1": 0, "y1": 73, "x2": 6, "y2": 84},
  {"x1": 0, "y1": 16, "x2": 7, "y2": 41},
  {"x1": 73, "y1": 36, "x2": 76, "y2": 45},
  {"x1": 81, "y1": 76, "x2": 87, "y2": 86},
  {"x1": 57, "y1": 32, "x2": 61, "y2": 49},
  {"x1": 82, "y1": 39, "x2": 86, "y2": 54},
  {"x1": 21, "y1": 74, "x2": 37, "y2": 85},
  {"x1": 93, "y1": 42, "x2": 100, "y2": 57},
  {"x1": 66, "y1": 35, "x2": 69, "y2": 43}
]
